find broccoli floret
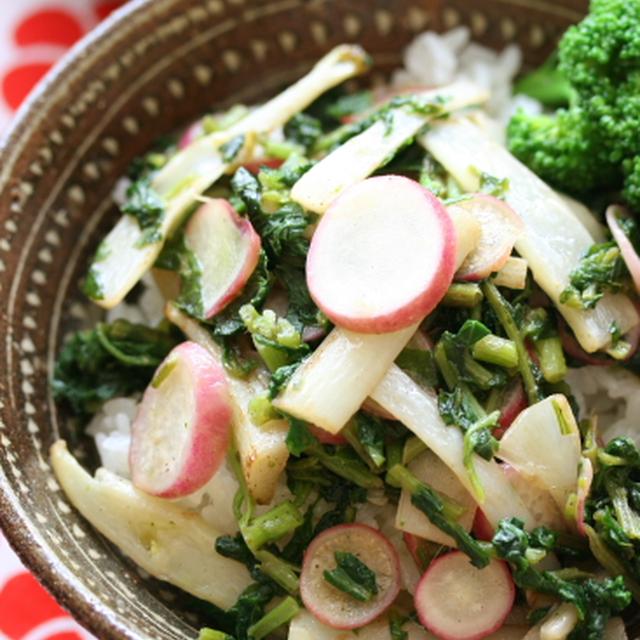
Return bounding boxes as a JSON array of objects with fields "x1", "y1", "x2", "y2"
[
  {"x1": 507, "y1": 109, "x2": 618, "y2": 194},
  {"x1": 507, "y1": 0, "x2": 640, "y2": 207},
  {"x1": 623, "y1": 156, "x2": 640, "y2": 211}
]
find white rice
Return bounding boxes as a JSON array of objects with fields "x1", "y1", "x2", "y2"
[
  {"x1": 566, "y1": 366, "x2": 640, "y2": 445},
  {"x1": 392, "y1": 26, "x2": 542, "y2": 138}
]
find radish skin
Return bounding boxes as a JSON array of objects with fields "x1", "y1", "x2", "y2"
[
  {"x1": 414, "y1": 551, "x2": 515, "y2": 640},
  {"x1": 165, "y1": 304, "x2": 289, "y2": 504},
  {"x1": 184, "y1": 199, "x2": 261, "y2": 318},
  {"x1": 607, "y1": 204, "x2": 640, "y2": 294},
  {"x1": 300, "y1": 524, "x2": 401, "y2": 630},
  {"x1": 452, "y1": 195, "x2": 524, "y2": 281},
  {"x1": 130, "y1": 341, "x2": 232, "y2": 498},
  {"x1": 307, "y1": 176, "x2": 457, "y2": 333}
]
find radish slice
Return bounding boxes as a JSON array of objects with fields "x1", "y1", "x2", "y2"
[
  {"x1": 179, "y1": 120, "x2": 204, "y2": 149},
  {"x1": 451, "y1": 195, "x2": 524, "y2": 281},
  {"x1": 607, "y1": 204, "x2": 640, "y2": 294},
  {"x1": 242, "y1": 157, "x2": 284, "y2": 174},
  {"x1": 184, "y1": 199, "x2": 261, "y2": 319},
  {"x1": 300, "y1": 523, "x2": 401, "y2": 630},
  {"x1": 498, "y1": 395, "x2": 581, "y2": 514},
  {"x1": 472, "y1": 510, "x2": 494, "y2": 542},
  {"x1": 495, "y1": 381, "x2": 527, "y2": 438},
  {"x1": 307, "y1": 175, "x2": 456, "y2": 333},
  {"x1": 414, "y1": 551, "x2": 515, "y2": 640},
  {"x1": 558, "y1": 321, "x2": 613, "y2": 367},
  {"x1": 130, "y1": 341, "x2": 233, "y2": 498},
  {"x1": 309, "y1": 425, "x2": 347, "y2": 445}
]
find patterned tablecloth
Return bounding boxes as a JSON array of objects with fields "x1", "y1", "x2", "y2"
[{"x1": 1, "y1": 3, "x2": 126, "y2": 638}]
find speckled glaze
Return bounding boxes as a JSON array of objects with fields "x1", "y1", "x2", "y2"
[{"x1": 0, "y1": 1, "x2": 610, "y2": 638}]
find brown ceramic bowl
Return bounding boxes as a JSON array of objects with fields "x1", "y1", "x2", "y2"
[{"x1": 0, "y1": 0, "x2": 620, "y2": 638}]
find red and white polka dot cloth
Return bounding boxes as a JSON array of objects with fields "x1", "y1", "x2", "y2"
[
  {"x1": 0, "y1": 1, "x2": 126, "y2": 130},
  {"x1": 1, "y1": 3, "x2": 127, "y2": 637}
]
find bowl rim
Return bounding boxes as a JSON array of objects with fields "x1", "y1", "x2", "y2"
[{"x1": 0, "y1": 3, "x2": 153, "y2": 638}]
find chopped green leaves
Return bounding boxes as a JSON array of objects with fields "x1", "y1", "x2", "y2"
[
  {"x1": 285, "y1": 418, "x2": 317, "y2": 456},
  {"x1": 122, "y1": 176, "x2": 166, "y2": 247},
  {"x1": 220, "y1": 134, "x2": 246, "y2": 163},
  {"x1": 323, "y1": 551, "x2": 378, "y2": 602},
  {"x1": 560, "y1": 242, "x2": 628, "y2": 310},
  {"x1": 52, "y1": 319, "x2": 179, "y2": 420}
]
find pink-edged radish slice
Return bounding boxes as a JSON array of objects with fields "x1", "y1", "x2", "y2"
[
  {"x1": 307, "y1": 175, "x2": 456, "y2": 333},
  {"x1": 300, "y1": 523, "x2": 401, "y2": 630},
  {"x1": 178, "y1": 119, "x2": 204, "y2": 149},
  {"x1": 184, "y1": 199, "x2": 261, "y2": 319},
  {"x1": 558, "y1": 321, "x2": 613, "y2": 367},
  {"x1": 403, "y1": 532, "x2": 434, "y2": 572},
  {"x1": 607, "y1": 204, "x2": 640, "y2": 294},
  {"x1": 494, "y1": 381, "x2": 528, "y2": 439},
  {"x1": 415, "y1": 551, "x2": 515, "y2": 640},
  {"x1": 130, "y1": 341, "x2": 233, "y2": 498},
  {"x1": 242, "y1": 157, "x2": 284, "y2": 174},
  {"x1": 450, "y1": 195, "x2": 524, "y2": 281},
  {"x1": 309, "y1": 425, "x2": 347, "y2": 446},
  {"x1": 472, "y1": 510, "x2": 494, "y2": 542}
]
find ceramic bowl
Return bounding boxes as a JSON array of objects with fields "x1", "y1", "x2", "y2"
[{"x1": 0, "y1": 0, "x2": 601, "y2": 638}]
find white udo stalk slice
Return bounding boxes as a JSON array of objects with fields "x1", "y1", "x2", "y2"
[
  {"x1": 307, "y1": 176, "x2": 456, "y2": 333},
  {"x1": 497, "y1": 394, "x2": 581, "y2": 515},
  {"x1": 396, "y1": 450, "x2": 476, "y2": 547},
  {"x1": 50, "y1": 440, "x2": 252, "y2": 609},
  {"x1": 300, "y1": 523, "x2": 401, "y2": 630},
  {"x1": 130, "y1": 341, "x2": 232, "y2": 498},
  {"x1": 184, "y1": 199, "x2": 261, "y2": 318},
  {"x1": 451, "y1": 195, "x2": 524, "y2": 281},
  {"x1": 414, "y1": 551, "x2": 515, "y2": 640}
]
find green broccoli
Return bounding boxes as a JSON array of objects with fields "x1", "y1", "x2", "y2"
[{"x1": 507, "y1": 0, "x2": 640, "y2": 209}]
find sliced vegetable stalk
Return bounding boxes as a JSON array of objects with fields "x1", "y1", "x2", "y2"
[
  {"x1": 497, "y1": 394, "x2": 581, "y2": 515},
  {"x1": 88, "y1": 44, "x2": 370, "y2": 309},
  {"x1": 492, "y1": 257, "x2": 528, "y2": 290},
  {"x1": 420, "y1": 119, "x2": 639, "y2": 353},
  {"x1": 291, "y1": 81, "x2": 489, "y2": 214},
  {"x1": 166, "y1": 304, "x2": 289, "y2": 504},
  {"x1": 395, "y1": 450, "x2": 477, "y2": 547},
  {"x1": 50, "y1": 441, "x2": 252, "y2": 609},
  {"x1": 274, "y1": 211, "x2": 480, "y2": 434},
  {"x1": 370, "y1": 365, "x2": 536, "y2": 529}
]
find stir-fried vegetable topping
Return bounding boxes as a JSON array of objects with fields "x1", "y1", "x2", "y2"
[{"x1": 50, "y1": 12, "x2": 640, "y2": 638}]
